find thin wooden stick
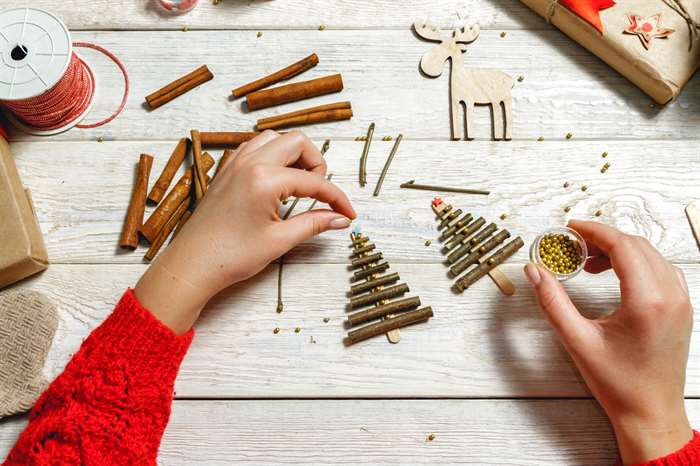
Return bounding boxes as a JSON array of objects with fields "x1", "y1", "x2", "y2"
[
  {"x1": 275, "y1": 170, "x2": 333, "y2": 314},
  {"x1": 401, "y1": 181, "x2": 490, "y2": 196},
  {"x1": 359, "y1": 123, "x2": 374, "y2": 187},
  {"x1": 232, "y1": 53, "x2": 319, "y2": 98},
  {"x1": 373, "y1": 134, "x2": 402, "y2": 197}
]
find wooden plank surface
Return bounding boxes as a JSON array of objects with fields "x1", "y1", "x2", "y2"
[
  {"x1": 24, "y1": 1, "x2": 547, "y2": 31},
  {"x1": 12, "y1": 140, "x2": 700, "y2": 264},
  {"x1": 18, "y1": 263, "x2": 700, "y2": 398},
  {"x1": 2, "y1": 398, "x2": 700, "y2": 465},
  {"x1": 6, "y1": 30, "x2": 698, "y2": 142}
]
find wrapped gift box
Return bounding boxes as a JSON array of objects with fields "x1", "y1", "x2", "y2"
[
  {"x1": 0, "y1": 126, "x2": 48, "y2": 288},
  {"x1": 519, "y1": 0, "x2": 700, "y2": 103}
]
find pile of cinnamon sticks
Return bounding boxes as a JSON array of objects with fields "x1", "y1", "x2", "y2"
[
  {"x1": 232, "y1": 53, "x2": 353, "y2": 131},
  {"x1": 119, "y1": 131, "x2": 257, "y2": 260}
]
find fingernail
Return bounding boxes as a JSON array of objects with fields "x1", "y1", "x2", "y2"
[
  {"x1": 524, "y1": 263, "x2": 541, "y2": 285},
  {"x1": 329, "y1": 217, "x2": 351, "y2": 230}
]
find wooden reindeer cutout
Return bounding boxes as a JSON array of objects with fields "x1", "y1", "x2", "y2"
[{"x1": 414, "y1": 20, "x2": 514, "y2": 141}]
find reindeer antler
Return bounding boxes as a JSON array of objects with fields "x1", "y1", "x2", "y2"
[
  {"x1": 413, "y1": 20, "x2": 444, "y2": 42},
  {"x1": 454, "y1": 24, "x2": 481, "y2": 43}
]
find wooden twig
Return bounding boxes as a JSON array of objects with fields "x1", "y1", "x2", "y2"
[
  {"x1": 401, "y1": 181, "x2": 490, "y2": 196},
  {"x1": 345, "y1": 307, "x2": 433, "y2": 345},
  {"x1": 373, "y1": 134, "x2": 403, "y2": 197},
  {"x1": 359, "y1": 123, "x2": 375, "y2": 187}
]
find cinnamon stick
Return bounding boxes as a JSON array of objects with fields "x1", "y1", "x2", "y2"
[
  {"x1": 148, "y1": 138, "x2": 190, "y2": 204},
  {"x1": 145, "y1": 65, "x2": 214, "y2": 110},
  {"x1": 214, "y1": 149, "x2": 235, "y2": 179},
  {"x1": 246, "y1": 74, "x2": 344, "y2": 111},
  {"x1": 120, "y1": 153, "x2": 153, "y2": 249},
  {"x1": 191, "y1": 130, "x2": 207, "y2": 204},
  {"x1": 257, "y1": 107, "x2": 353, "y2": 131},
  {"x1": 140, "y1": 152, "x2": 215, "y2": 242},
  {"x1": 200, "y1": 132, "x2": 259, "y2": 147},
  {"x1": 232, "y1": 53, "x2": 319, "y2": 98},
  {"x1": 172, "y1": 210, "x2": 192, "y2": 239},
  {"x1": 345, "y1": 307, "x2": 433, "y2": 345},
  {"x1": 144, "y1": 197, "x2": 190, "y2": 262},
  {"x1": 257, "y1": 102, "x2": 351, "y2": 127}
]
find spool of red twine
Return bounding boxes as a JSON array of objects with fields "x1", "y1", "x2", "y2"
[{"x1": 0, "y1": 42, "x2": 129, "y2": 132}]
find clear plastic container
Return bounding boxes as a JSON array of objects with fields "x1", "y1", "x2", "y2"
[
  {"x1": 529, "y1": 227, "x2": 587, "y2": 281},
  {"x1": 157, "y1": 0, "x2": 199, "y2": 14}
]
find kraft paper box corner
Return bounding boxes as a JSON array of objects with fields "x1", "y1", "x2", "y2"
[
  {"x1": 519, "y1": 0, "x2": 700, "y2": 104},
  {"x1": 0, "y1": 131, "x2": 48, "y2": 289}
]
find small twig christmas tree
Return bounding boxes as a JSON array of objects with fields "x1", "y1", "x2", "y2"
[
  {"x1": 432, "y1": 198, "x2": 523, "y2": 294},
  {"x1": 344, "y1": 231, "x2": 433, "y2": 345}
]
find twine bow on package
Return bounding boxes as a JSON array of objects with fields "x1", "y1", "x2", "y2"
[{"x1": 519, "y1": 0, "x2": 700, "y2": 104}]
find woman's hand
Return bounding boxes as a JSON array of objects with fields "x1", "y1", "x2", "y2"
[
  {"x1": 524, "y1": 220, "x2": 693, "y2": 464},
  {"x1": 135, "y1": 130, "x2": 355, "y2": 334}
]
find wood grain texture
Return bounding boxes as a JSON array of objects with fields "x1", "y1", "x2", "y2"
[
  {"x1": 5, "y1": 30, "x2": 698, "y2": 142},
  {"x1": 4, "y1": 399, "x2": 700, "y2": 464},
  {"x1": 11, "y1": 140, "x2": 700, "y2": 264},
  {"x1": 22, "y1": 1, "x2": 547, "y2": 31},
  {"x1": 14, "y1": 263, "x2": 700, "y2": 398}
]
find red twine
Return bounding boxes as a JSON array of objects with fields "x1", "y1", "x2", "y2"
[{"x1": 0, "y1": 42, "x2": 129, "y2": 132}]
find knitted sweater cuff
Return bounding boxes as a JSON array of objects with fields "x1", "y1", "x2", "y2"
[
  {"x1": 73, "y1": 288, "x2": 194, "y2": 376},
  {"x1": 632, "y1": 430, "x2": 700, "y2": 466}
]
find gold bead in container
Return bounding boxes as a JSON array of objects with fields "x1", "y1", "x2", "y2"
[{"x1": 531, "y1": 228, "x2": 588, "y2": 279}]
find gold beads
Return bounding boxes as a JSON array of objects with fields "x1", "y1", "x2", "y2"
[{"x1": 538, "y1": 233, "x2": 582, "y2": 275}]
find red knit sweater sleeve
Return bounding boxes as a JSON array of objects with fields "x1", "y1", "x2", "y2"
[
  {"x1": 629, "y1": 431, "x2": 700, "y2": 466},
  {"x1": 2, "y1": 289, "x2": 193, "y2": 466}
]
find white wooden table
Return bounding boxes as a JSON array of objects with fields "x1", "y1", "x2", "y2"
[{"x1": 1, "y1": 1, "x2": 699, "y2": 464}]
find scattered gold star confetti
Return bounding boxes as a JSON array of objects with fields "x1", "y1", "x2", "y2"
[
  {"x1": 500, "y1": 32, "x2": 507, "y2": 38},
  {"x1": 382, "y1": 136, "x2": 393, "y2": 141},
  {"x1": 294, "y1": 327, "x2": 302, "y2": 333},
  {"x1": 595, "y1": 210, "x2": 602, "y2": 217},
  {"x1": 427, "y1": 433, "x2": 436, "y2": 441},
  {"x1": 601, "y1": 162, "x2": 611, "y2": 173},
  {"x1": 564, "y1": 206, "x2": 571, "y2": 213},
  {"x1": 319, "y1": 24, "x2": 326, "y2": 31},
  {"x1": 323, "y1": 317, "x2": 330, "y2": 323},
  {"x1": 97, "y1": 136, "x2": 104, "y2": 143},
  {"x1": 273, "y1": 327, "x2": 280, "y2": 334},
  {"x1": 500, "y1": 213, "x2": 508, "y2": 220},
  {"x1": 424, "y1": 239, "x2": 432, "y2": 247},
  {"x1": 581, "y1": 185, "x2": 588, "y2": 192},
  {"x1": 565, "y1": 132, "x2": 573, "y2": 140},
  {"x1": 182, "y1": 26, "x2": 189, "y2": 32},
  {"x1": 601, "y1": 151, "x2": 608, "y2": 158},
  {"x1": 537, "y1": 136, "x2": 544, "y2": 142},
  {"x1": 257, "y1": 31, "x2": 263, "y2": 38},
  {"x1": 563, "y1": 181, "x2": 570, "y2": 188},
  {"x1": 517, "y1": 75, "x2": 524, "y2": 82}
]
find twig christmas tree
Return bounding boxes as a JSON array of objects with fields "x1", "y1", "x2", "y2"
[
  {"x1": 432, "y1": 198, "x2": 523, "y2": 294},
  {"x1": 345, "y1": 232, "x2": 433, "y2": 345}
]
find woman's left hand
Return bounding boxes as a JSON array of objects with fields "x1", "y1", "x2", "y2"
[{"x1": 135, "y1": 130, "x2": 356, "y2": 334}]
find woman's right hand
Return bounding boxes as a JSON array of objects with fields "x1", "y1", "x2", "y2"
[{"x1": 524, "y1": 220, "x2": 694, "y2": 465}]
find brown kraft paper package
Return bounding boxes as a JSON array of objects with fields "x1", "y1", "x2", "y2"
[
  {"x1": 0, "y1": 132, "x2": 48, "y2": 288},
  {"x1": 519, "y1": 0, "x2": 700, "y2": 104}
]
